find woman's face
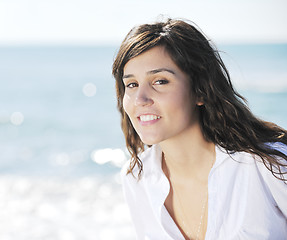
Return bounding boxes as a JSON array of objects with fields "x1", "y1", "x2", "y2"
[{"x1": 122, "y1": 46, "x2": 201, "y2": 145}]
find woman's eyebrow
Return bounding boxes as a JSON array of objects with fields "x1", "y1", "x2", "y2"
[
  {"x1": 123, "y1": 74, "x2": 134, "y2": 79},
  {"x1": 147, "y1": 68, "x2": 175, "y2": 75},
  {"x1": 123, "y1": 68, "x2": 175, "y2": 79}
]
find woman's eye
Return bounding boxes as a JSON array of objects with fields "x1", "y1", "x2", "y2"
[
  {"x1": 125, "y1": 82, "x2": 138, "y2": 88},
  {"x1": 154, "y1": 79, "x2": 169, "y2": 85}
]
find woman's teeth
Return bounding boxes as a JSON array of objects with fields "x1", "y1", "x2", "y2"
[{"x1": 139, "y1": 115, "x2": 160, "y2": 122}]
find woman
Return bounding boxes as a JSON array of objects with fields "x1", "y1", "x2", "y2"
[{"x1": 112, "y1": 18, "x2": 287, "y2": 240}]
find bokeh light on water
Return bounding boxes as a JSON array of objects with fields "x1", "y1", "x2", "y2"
[
  {"x1": 82, "y1": 82, "x2": 97, "y2": 97},
  {"x1": 91, "y1": 148, "x2": 127, "y2": 167},
  {"x1": 0, "y1": 175, "x2": 134, "y2": 240},
  {"x1": 10, "y1": 111, "x2": 24, "y2": 126}
]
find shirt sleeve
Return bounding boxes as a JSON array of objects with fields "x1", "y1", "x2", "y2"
[{"x1": 257, "y1": 143, "x2": 287, "y2": 218}]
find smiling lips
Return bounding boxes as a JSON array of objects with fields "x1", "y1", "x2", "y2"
[{"x1": 138, "y1": 114, "x2": 161, "y2": 125}]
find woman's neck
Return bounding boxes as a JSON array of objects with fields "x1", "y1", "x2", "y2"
[{"x1": 159, "y1": 124, "x2": 215, "y2": 182}]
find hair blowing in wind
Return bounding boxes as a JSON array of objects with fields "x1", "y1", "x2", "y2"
[{"x1": 112, "y1": 18, "x2": 287, "y2": 181}]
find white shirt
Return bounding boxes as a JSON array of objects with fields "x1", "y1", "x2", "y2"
[{"x1": 121, "y1": 144, "x2": 287, "y2": 240}]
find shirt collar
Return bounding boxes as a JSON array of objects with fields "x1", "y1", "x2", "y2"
[
  {"x1": 141, "y1": 144, "x2": 164, "y2": 179},
  {"x1": 214, "y1": 145, "x2": 231, "y2": 169},
  {"x1": 141, "y1": 144, "x2": 231, "y2": 218},
  {"x1": 140, "y1": 145, "x2": 169, "y2": 219}
]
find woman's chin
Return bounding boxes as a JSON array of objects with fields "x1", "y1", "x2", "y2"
[{"x1": 139, "y1": 135, "x2": 162, "y2": 146}]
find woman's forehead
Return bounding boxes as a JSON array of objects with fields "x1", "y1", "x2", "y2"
[{"x1": 123, "y1": 46, "x2": 178, "y2": 75}]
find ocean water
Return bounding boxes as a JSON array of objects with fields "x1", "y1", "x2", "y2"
[{"x1": 0, "y1": 44, "x2": 287, "y2": 239}]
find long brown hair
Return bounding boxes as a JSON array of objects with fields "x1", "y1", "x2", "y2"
[{"x1": 112, "y1": 18, "x2": 287, "y2": 180}]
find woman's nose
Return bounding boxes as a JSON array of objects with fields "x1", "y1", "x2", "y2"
[{"x1": 135, "y1": 87, "x2": 153, "y2": 107}]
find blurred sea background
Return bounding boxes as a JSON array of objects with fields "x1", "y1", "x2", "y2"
[{"x1": 0, "y1": 43, "x2": 287, "y2": 240}]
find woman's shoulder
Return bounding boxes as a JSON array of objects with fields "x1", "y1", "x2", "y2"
[
  {"x1": 221, "y1": 142, "x2": 287, "y2": 217},
  {"x1": 254, "y1": 142, "x2": 287, "y2": 217},
  {"x1": 224, "y1": 142, "x2": 287, "y2": 164},
  {"x1": 255, "y1": 141, "x2": 287, "y2": 175}
]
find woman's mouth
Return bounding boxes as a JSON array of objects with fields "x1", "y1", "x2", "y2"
[{"x1": 138, "y1": 114, "x2": 161, "y2": 125}]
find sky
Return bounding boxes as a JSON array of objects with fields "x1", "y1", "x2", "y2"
[{"x1": 0, "y1": 0, "x2": 287, "y2": 45}]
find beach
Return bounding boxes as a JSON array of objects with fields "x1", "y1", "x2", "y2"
[{"x1": 0, "y1": 44, "x2": 286, "y2": 239}]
